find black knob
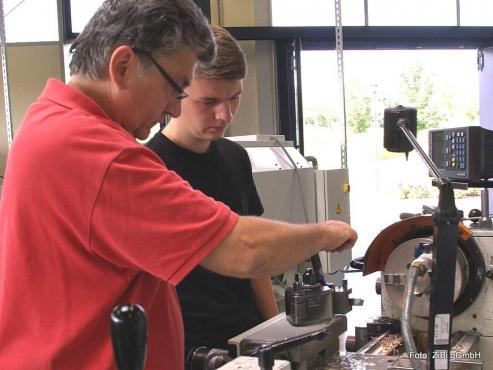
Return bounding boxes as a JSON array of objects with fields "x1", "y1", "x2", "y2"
[
  {"x1": 111, "y1": 304, "x2": 147, "y2": 370},
  {"x1": 310, "y1": 254, "x2": 325, "y2": 284},
  {"x1": 302, "y1": 268, "x2": 316, "y2": 285},
  {"x1": 187, "y1": 347, "x2": 229, "y2": 370},
  {"x1": 258, "y1": 346, "x2": 275, "y2": 370},
  {"x1": 469, "y1": 209, "x2": 482, "y2": 223},
  {"x1": 383, "y1": 105, "x2": 417, "y2": 154},
  {"x1": 310, "y1": 254, "x2": 323, "y2": 273},
  {"x1": 375, "y1": 278, "x2": 381, "y2": 295}
]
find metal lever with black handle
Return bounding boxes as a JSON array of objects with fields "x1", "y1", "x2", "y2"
[
  {"x1": 111, "y1": 304, "x2": 148, "y2": 370},
  {"x1": 310, "y1": 253, "x2": 325, "y2": 284}
]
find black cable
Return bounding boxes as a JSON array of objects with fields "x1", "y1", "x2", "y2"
[
  {"x1": 5, "y1": 0, "x2": 30, "y2": 17},
  {"x1": 270, "y1": 137, "x2": 309, "y2": 224}
]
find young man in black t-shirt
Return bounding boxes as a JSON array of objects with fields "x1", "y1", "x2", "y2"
[{"x1": 146, "y1": 25, "x2": 279, "y2": 360}]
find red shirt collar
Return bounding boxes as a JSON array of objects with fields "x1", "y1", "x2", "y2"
[
  {"x1": 40, "y1": 78, "x2": 136, "y2": 140},
  {"x1": 41, "y1": 78, "x2": 111, "y2": 121}
]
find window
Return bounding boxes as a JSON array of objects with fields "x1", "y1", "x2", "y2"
[
  {"x1": 63, "y1": 44, "x2": 72, "y2": 82},
  {"x1": 460, "y1": 0, "x2": 493, "y2": 26},
  {"x1": 368, "y1": 0, "x2": 456, "y2": 26},
  {"x1": 271, "y1": 0, "x2": 365, "y2": 26},
  {"x1": 300, "y1": 48, "x2": 480, "y2": 332},
  {"x1": 300, "y1": 51, "x2": 341, "y2": 170},
  {"x1": 69, "y1": 0, "x2": 104, "y2": 35},
  {"x1": 4, "y1": 0, "x2": 58, "y2": 42},
  {"x1": 272, "y1": 0, "x2": 461, "y2": 27},
  {"x1": 302, "y1": 48, "x2": 479, "y2": 241},
  {"x1": 270, "y1": 0, "x2": 488, "y2": 333}
]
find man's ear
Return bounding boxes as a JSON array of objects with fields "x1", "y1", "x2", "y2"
[{"x1": 108, "y1": 45, "x2": 137, "y2": 89}]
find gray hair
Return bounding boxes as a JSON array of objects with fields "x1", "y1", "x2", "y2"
[{"x1": 69, "y1": 0, "x2": 215, "y2": 79}]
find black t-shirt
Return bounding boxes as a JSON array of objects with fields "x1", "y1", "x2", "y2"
[{"x1": 146, "y1": 132, "x2": 264, "y2": 353}]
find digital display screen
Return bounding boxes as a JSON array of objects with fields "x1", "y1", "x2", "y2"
[{"x1": 431, "y1": 131, "x2": 445, "y2": 169}]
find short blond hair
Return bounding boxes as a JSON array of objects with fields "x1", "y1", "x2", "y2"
[{"x1": 195, "y1": 25, "x2": 246, "y2": 80}]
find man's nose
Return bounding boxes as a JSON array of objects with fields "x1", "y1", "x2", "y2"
[
  {"x1": 165, "y1": 99, "x2": 182, "y2": 118},
  {"x1": 215, "y1": 101, "x2": 233, "y2": 123}
]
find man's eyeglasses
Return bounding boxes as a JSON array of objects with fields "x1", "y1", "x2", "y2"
[{"x1": 133, "y1": 48, "x2": 188, "y2": 100}]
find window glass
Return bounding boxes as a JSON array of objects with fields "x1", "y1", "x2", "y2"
[
  {"x1": 368, "y1": 0, "x2": 456, "y2": 26},
  {"x1": 70, "y1": 0, "x2": 104, "y2": 34},
  {"x1": 301, "y1": 51, "x2": 341, "y2": 169},
  {"x1": 63, "y1": 44, "x2": 72, "y2": 83},
  {"x1": 460, "y1": 0, "x2": 493, "y2": 26},
  {"x1": 4, "y1": 0, "x2": 58, "y2": 42},
  {"x1": 301, "y1": 49, "x2": 479, "y2": 330},
  {"x1": 271, "y1": 0, "x2": 365, "y2": 26}
]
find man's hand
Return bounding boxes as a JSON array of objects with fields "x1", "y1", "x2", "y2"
[
  {"x1": 201, "y1": 217, "x2": 358, "y2": 279},
  {"x1": 322, "y1": 220, "x2": 357, "y2": 252}
]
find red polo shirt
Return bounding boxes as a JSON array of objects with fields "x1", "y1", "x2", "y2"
[{"x1": 0, "y1": 79, "x2": 238, "y2": 369}]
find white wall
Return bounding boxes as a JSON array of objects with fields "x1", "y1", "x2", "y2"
[
  {"x1": 0, "y1": 43, "x2": 63, "y2": 177},
  {"x1": 0, "y1": 1, "x2": 279, "y2": 178},
  {"x1": 212, "y1": 0, "x2": 279, "y2": 137}
]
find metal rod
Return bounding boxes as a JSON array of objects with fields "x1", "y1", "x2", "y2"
[
  {"x1": 56, "y1": 0, "x2": 66, "y2": 83},
  {"x1": 481, "y1": 188, "x2": 489, "y2": 216},
  {"x1": 0, "y1": 0, "x2": 13, "y2": 148},
  {"x1": 394, "y1": 115, "x2": 459, "y2": 370},
  {"x1": 479, "y1": 188, "x2": 492, "y2": 228},
  {"x1": 294, "y1": 36, "x2": 304, "y2": 155},
  {"x1": 364, "y1": 0, "x2": 369, "y2": 27},
  {"x1": 456, "y1": 0, "x2": 461, "y2": 27},
  {"x1": 60, "y1": 0, "x2": 74, "y2": 41},
  {"x1": 397, "y1": 119, "x2": 446, "y2": 186}
]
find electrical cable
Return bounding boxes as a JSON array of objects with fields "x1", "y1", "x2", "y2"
[
  {"x1": 5, "y1": 0, "x2": 30, "y2": 17},
  {"x1": 270, "y1": 137, "x2": 309, "y2": 224},
  {"x1": 270, "y1": 137, "x2": 327, "y2": 283},
  {"x1": 402, "y1": 265, "x2": 425, "y2": 370},
  {"x1": 270, "y1": 137, "x2": 359, "y2": 276}
]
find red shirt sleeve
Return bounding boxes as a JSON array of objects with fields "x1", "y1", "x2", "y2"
[{"x1": 89, "y1": 146, "x2": 239, "y2": 285}]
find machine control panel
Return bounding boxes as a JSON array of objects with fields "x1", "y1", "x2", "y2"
[{"x1": 429, "y1": 126, "x2": 493, "y2": 181}]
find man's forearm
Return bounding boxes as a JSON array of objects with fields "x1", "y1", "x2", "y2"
[{"x1": 200, "y1": 216, "x2": 356, "y2": 278}]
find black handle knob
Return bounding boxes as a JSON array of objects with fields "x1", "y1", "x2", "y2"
[
  {"x1": 302, "y1": 268, "x2": 315, "y2": 285},
  {"x1": 310, "y1": 253, "x2": 325, "y2": 284},
  {"x1": 383, "y1": 105, "x2": 417, "y2": 154},
  {"x1": 111, "y1": 304, "x2": 148, "y2": 370},
  {"x1": 468, "y1": 208, "x2": 482, "y2": 222}
]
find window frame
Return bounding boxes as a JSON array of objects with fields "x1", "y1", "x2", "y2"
[
  {"x1": 61, "y1": 0, "x2": 211, "y2": 41},
  {"x1": 226, "y1": 26, "x2": 493, "y2": 150},
  {"x1": 60, "y1": 0, "x2": 493, "y2": 149}
]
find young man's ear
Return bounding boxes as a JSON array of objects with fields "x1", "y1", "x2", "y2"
[{"x1": 108, "y1": 45, "x2": 138, "y2": 89}]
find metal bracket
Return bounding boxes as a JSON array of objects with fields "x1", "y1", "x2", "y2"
[
  {"x1": 477, "y1": 48, "x2": 484, "y2": 72},
  {"x1": 335, "y1": 0, "x2": 347, "y2": 169}
]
